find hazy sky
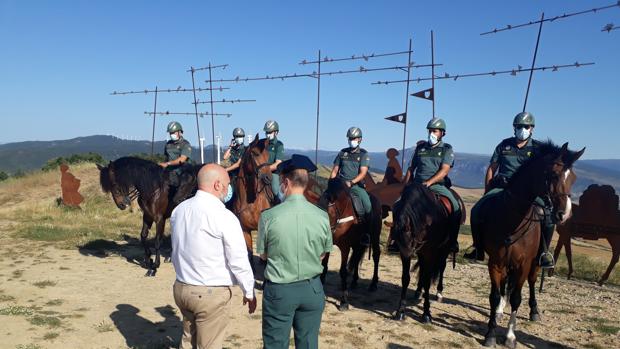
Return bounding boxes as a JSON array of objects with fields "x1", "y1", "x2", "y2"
[{"x1": 1, "y1": 1, "x2": 618, "y2": 158}]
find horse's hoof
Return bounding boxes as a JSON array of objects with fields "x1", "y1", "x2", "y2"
[
  {"x1": 338, "y1": 303, "x2": 349, "y2": 311},
  {"x1": 505, "y1": 336, "x2": 517, "y2": 349},
  {"x1": 529, "y1": 313, "x2": 540, "y2": 322},
  {"x1": 421, "y1": 314, "x2": 432, "y2": 324},
  {"x1": 412, "y1": 291, "x2": 421, "y2": 302},
  {"x1": 483, "y1": 336, "x2": 496, "y2": 347},
  {"x1": 145, "y1": 269, "x2": 156, "y2": 277},
  {"x1": 368, "y1": 283, "x2": 378, "y2": 292},
  {"x1": 164, "y1": 257, "x2": 171, "y2": 263},
  {"x1": 393, "y1": 311, "x2": 405, "y2": 321}
]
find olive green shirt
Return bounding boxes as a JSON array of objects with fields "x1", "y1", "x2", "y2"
[
  {"x1": 490, "y1": 137, "x2": 540, "y2": 179},
  {"x1": 333, "y1": 147, "x2": 370, "y2": 181},
  {"x1": 229, "y1": 144, "x2": 246, "y2": 164},
  {"x1": 267, "y1": 137, "x2": 285, "y2": 164},
  {"x1": 257, "y1": 194, "x2": 332, "y2": 284},
  {"x1": 164, "y1": 138, "x2": 192, "y2": 162},
  {"x1": 409, "y1": 141, "x2": 454, "y2": 184}
]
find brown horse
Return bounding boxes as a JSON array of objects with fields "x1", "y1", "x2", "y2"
[
  {"x1": 552, "y1": 204, "x2": 620, "y2": 286},
  {"x1": 232, "y1": 135, "x2": 320, "y2": 272},
  {"x1": 474, "y1": 142, "x2": 584, "y2": 348},
  {"x1": 318, "y1": 178, "x2": 383, "y2": 310},
  {"x1": 391, "y1": 182, "x2": 465, "y2": 323}
]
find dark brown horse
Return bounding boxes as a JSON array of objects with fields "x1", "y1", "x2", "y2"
[
  {"x1": 98, "y1": 157, "x2": 200, "y2": 276},
  {"x1": 232, "y1": 135, "x2": 321, "y2": 272},
  {"x1": 318, "y1": 178, "x2": 383, "y2": 310},
  {"x1": 391, "y1": 182, "x2": 464, "y2": 323},
  {"x1": 474, "y1": 142, "x2": 584, "y2": 348}
]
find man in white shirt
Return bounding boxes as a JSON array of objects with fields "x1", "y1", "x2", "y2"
[{"x1": 171, "y1": 163, "x2": 256, "y2": 349}]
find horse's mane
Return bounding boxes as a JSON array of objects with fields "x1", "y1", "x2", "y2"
[
  {"x1": 105, "y1": 157, "x2": 166, "y2": 194},
  {"x1": 507, "y1": 140, "x2": 567, "y2": 187},
  {"x1": 239, "y1": 138, "x2": 269, "y2": 203},
  {"x1": 392, "y1": 182, "x2": 441, "y2": 242}
]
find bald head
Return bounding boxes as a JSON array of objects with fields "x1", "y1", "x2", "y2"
[{"x1": 198, "y1": 164, "x2": 230, "y2": 199}]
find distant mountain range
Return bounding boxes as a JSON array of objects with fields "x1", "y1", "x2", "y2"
[{"x1": 1, "y1": 135, "x2": 618, "y2": 196}]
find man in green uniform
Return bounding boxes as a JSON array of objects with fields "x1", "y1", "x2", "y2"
[
  {"x1": 159, "y1": 121, "x2": 192, "y2": 188},
  {"x1": 264, "y1": 120, "x2": 285, "y2": 203},
  {"x1": 258, "y1": 154, "x2": 332, "y2": 349},
  {"x1": 403, "y1": 117, "x2": 460, "y2": 252},
  {"x1": 464, "y1": 112, "x2": 555, "y2": 268},
  {"x1": 330, "y1": 127, "x2": 372, "y2": 245},
  {"x1": 223, "y1": 127, "x2": 246, "y2": 178}
]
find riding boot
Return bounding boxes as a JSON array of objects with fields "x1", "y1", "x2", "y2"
[
  {"x1": 359, "y1": 213, "x2": 371, "y2": 247},
  {"x1": 538, "y1": 220, "x2": 556, "y2": 269},
  {"x1": 464, "y1": 223, "x2": 484, "y2": 261}
]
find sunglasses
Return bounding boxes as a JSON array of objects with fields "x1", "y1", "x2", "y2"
[{"x1": 515, "y1": 125, "x2": 532, "y2": 130}]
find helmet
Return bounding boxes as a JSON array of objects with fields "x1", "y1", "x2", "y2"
[
  {"x1": 513, "y1": 112, "x2": 535, "y2": 127},
  {"x1": 426, "y1": 118, "x2": 446, "y2": 131},
  {"x1": 346, "y1": 127, "x2": 363, "y2": 139},
  {"x1": 263, "y1": 120, "x2": 279, "y2": 133},
  {"x1": 167, "y1": 121, "x2": 183, "y2": 133},
  {"x1": 232, "y1": 127, "x2": 245, "y2": 138}
]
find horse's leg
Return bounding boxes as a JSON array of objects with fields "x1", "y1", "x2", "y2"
[
  {"x1": 140, "y1": 215, "x2": 153, "y2": 270},
  {"x1": 394, "y1": 255, "x2": 411, "y2": 321},
  {"x1": 565, "y1": 236, "x2": 574, "y2": 280},
  {"x1": 320, "y1": 252, "x2": 331, "y2": 284},
  {"x1": 505, "y1": 272, "x2": 528, "y2": 349},
  {"x1": 495, "y1": 277, "x2": 507, "y2": 322},
  {"x1": 421, "y1": 266, "x2": 433, "y2": 324},
  {"x1": 598, "y1": 238, "x2": 619, "y2": 286},
  {"x1": 528, "y1": 267, "x2": 541, "y2": 321},
  {"x1": 549, "y1": 233, "x2": 565, "y2": 277},
  {"x1": 484, "y1": 265, "x2": 502, "y2": 347},
  {"x1": 412, "y1": 281, "x2": 422, "y2": 303},
  {"x1": 338, "y1": 246, "x2": 351, "y2": 311},
  {"x1": 368, "y1": 224, "x2": 381, "y2": 292},
  {"x1": 350, "y1": 246, "x2": 360, "y2": 290},
  {"x1": 243, "y1": 230, "x2": 255, "y2": 275},
  {"x1": 436, "y1": 257, "x2": 447, "y2": 303},
  {"x1": 147, "y1": 218, "x2": 165, "y2": 277}
]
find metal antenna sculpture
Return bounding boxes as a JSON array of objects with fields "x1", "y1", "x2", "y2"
[
  {"x1": 602, "y1": 23, "x2": 620, "y2": 32},
  {"x1": 111, "y1": 85, "x2": 229, "y2": 157}
]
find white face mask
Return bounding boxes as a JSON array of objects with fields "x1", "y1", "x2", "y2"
[
  {"x1": 170, "y1": 133, "x2": 179, "y2": 141},
  {"x1": 428, "y1": 133, "x2": 439, "y2": 146},
  {"x1": 234, "y1": 137, "x2": 244, "y2": 145},
  {"x1": 348, "y1": 140, "x2": 359, "y2": 148},
  {"x1": 515, "y1": 127, "x2": 531, "y2": 141},
  {"x1": 266, "y1": 132, "x2": 275, "y2": 140},
  {"x1": 277, "y1": 180, "x2": 286, "y2": 201},
  {"x1": 221, "y1": 183, "x2": 233, "y2": 203}
]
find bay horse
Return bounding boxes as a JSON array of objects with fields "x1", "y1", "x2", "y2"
[
  {"x1": 318, "y1": 178, "x2": 383, "y2": 310},
  {"x1": 98, "y1": 157, "x2": 200, "y2": 276},
  {"x1": 232, "y1": 135, "x2": 320, "y2": 273},
  {"x1": 474, "y1": 142, "x2": 584, "y2": 348},
  {"x1": 390, "y1": 182, "x2": 465, "y2": 323}
]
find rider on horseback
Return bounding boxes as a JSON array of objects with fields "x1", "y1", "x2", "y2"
[
  {"x1": 330, "y1": 127, "x2": 372, "y2": 246},
  {"x1": 264, "y1": 120, "x2": 285, "y2": 204},
  {"x1": 223, "y1": 127, "x2": 246, "y2": 178},
  {"x1": 403, "y1": 117, "x2": 460, "y2": 253},
  {"x1": 464, "y1": 112, "x2": 556, "y2": 268},
  {"x1": 159, "y1": 121, "x2": 192, "y2": 189}
]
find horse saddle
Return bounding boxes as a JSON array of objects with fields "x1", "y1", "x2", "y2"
[{"x1": 438, "y1": 195, "x2": 454, "y2": 216}]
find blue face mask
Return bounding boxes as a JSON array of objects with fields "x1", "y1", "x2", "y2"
[
  {"x1": 277, "y1": 181, "x2": 286, "y2": 201},
  {"x1": 222, "y1": 184, "x2": 233, "y2": 203}
]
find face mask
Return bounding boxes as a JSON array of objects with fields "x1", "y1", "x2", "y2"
[
  {"x1": 515, "y1": 127, "x2": 531, "y2": 141},
  {"x1": 266, "y1": 132, "x2": 275, "y2": 140},
  {"x1": 235, "y1": 137, "x2": 244, "y2": 145},
  {"x1": 277, "y1": 181, "x2": 286, "y2": 201},
  {"x1": 348, "y1": 140, "x2": 359, "y2": 148},
  {"x1": 428, "y1": 133, "x2": 439, "y2": 146},
  {"x1": 221, "y1": 183, "x2": 233, "y2": 203},
  {"x1": 170, "y1": 133, "x2": 179, "y2": 141}
]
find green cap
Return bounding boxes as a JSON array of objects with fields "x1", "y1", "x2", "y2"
[
  {"x1": 232, "y1": 127, "x2": 245, "y2": 137},
  {"x1": 513, "y1": 112, "x2": 535, "y2": 127},
  {"x1": 263, "y1": 120, "x2": 279, "y2": 133},
  {"x1": 347, "y1": 127, "x2": 363, "y2": 139},
  {"x1": 167, "y1": 121, "x2": 183, "y2": 133},
  {"x1": 426, "y1": 117, "x2": 446, "y2": 131}
]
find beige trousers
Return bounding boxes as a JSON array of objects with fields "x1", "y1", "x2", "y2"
[{"x1": 173, "y1": 281, "x2": 232, "y2": 349}]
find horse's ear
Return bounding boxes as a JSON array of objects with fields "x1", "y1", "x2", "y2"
[
  {"x1": 567, "y1": 147, "x2": 586, "y2": 166},
  {"x1": 560, "y1": 142, "x2": 569, "y2": 154},
  {"x1": 251, "y1": 134, "x2": 259, "y2": 146}
]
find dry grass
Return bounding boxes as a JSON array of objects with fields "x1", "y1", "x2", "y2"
[
  {"x1": 554, "y1": 253, "x2": 620, "y2": 285},
  {"x1": 94, "y1": 320, "x2": 114, "y2": 333},
  {"x1": 0, "y1": 305, "x2": 34, "y2": 316},
  {"x1": 32, "y1": 280, "x2": 57, "y2": 288},
  {"x1": 29, "y1": 315, "x2": 62, "y2": 328}
]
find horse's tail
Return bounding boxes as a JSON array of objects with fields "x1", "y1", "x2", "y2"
[{"x1": 452, "y1": 251, "x2": 456, "y2": 270}]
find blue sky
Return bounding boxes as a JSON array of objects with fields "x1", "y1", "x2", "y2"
[{"x1": 1, "y1": 1, "x2": 618, "y2": 159}]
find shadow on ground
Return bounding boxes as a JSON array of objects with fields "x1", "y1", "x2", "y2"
[{"x1": 110, "y1": 303, "x2": 181, "y2": 348}]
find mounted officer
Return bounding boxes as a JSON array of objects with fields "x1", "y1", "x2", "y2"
[
  {"x1": 264, "y1": 120, "x2": 285, "y2": 204},
  {"x1": 330, "y1": 126, "x2": 372, "y2": 246},
  {"x1": 159, "y1": 121, "x2": 192, "y2": 189},
  {"x1": 223, "y1": 127, "x2": 246, "y2": 178},
  {"x1": 403, "y1": 117, "x2": 460, "y2": 252},
  {"x1": 465, "y1": 112, "x2": 556, "y2": 268}
]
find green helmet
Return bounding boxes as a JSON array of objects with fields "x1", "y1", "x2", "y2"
[
  {"x1": 426, "y1": 117, "x2": 446, "y2": 131},
  {"x1": 346, "y1": 127, "x2": 363, "y2": 139},
  {"x1": 263, "y1": 120, "x2": 279, "y2": 133},
  {"x1": 167, "y1": 121, "x2": 183, "y2": 133},
  {"x1": 513, "y1": 112, "x2": 535, "y2": 127},
  {"x1": 232, "y1": 127, "x2": 245, "y2": 138}
]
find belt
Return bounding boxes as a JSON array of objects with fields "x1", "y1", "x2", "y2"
[{"x1": 264, "y1": 274, "x2": 320, "y2": 286}]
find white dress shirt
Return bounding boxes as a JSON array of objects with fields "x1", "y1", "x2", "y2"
[{"x1": 171, "y1": 190, "x2": 255, "y2": 299}]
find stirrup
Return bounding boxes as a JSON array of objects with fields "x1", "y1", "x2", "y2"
[{"x1": 538, "y1": 251, "x2": 555, "y2": 269}]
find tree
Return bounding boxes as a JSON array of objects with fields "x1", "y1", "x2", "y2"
[{"x1": 0, "y1": 171, "x2": 8, "y2": 181}]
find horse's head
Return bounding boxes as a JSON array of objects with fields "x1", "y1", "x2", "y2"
[
  {"x1": 391, "y1": 182, "x2": 438, "y2": 257},
  {"x1": 238, "y1": 134, "x2": 272, "y2": 202},
  {"x1": 97, "y1": 161, "x2": 131, "y2": 210},
  {"x1": 545, "y1": 142, "x2": 585, "y2": 223}
]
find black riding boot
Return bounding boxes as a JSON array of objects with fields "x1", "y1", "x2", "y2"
[
  {"x1": 463, "y1": 223, "x2": 484, "y2": 261},
  {"x1": 360, "y1": 213, "x2": 371, "y2": 247},
  {"x1": 538, "y1": 220, "x2": 555, "y2": 269}
]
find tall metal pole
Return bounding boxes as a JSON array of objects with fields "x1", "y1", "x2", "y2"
[
  {"x1": 151, "y1": 86, "x2": 158, "y2": 157},
  {"x1": 431, "y1": 30, "x2": 436, "y2": 118},
  {"x1": 523, "y1": 12, "x2": 545, "y2": 112},
  {"x1": 314, "y1": 49, "x2": 321, "y2": 177},
  {"x1": 402, "y1": 39, "x2": 412, "y2": 170},
  {"x1": 208, "y1": 63, "x2": 217, "y2": 163},
  {"x1": 190, "y1": 67, "x2": 203, "y2": 164}
]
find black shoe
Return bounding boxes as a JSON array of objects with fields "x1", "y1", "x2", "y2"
[{"x1": 539, "y1": 252, "x2": 555, "y2": 269}]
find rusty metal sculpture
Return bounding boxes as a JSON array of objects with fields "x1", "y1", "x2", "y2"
[
  {"x1": 60, "y1": 164, "x2": 83, "y2": 208},
  {"x1": 551, "y1": 184, "x2": 620, "y2": 285},
  {"x1": 365, "y1": 148, "x2": 405, "y2": 213}
]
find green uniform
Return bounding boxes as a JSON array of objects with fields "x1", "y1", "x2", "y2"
[
  {"x1": 267, "y1": 137, "x2": 285, "y2": 198},
  {"x1": 228, "y1": 144, "x2": 246, "y2": 178},
  {"x1": 408, "y1": 141, "x2": 459, "y2": 213},
  {"x1": 333, "y1": 147, "x2": 372, "y2": 215},
  {"x1": 164, "y1": 138, "x2": 192, "y2": 186},
  {"x1": 257, "y1": 194, "x2": 332, "y2": 349}
]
